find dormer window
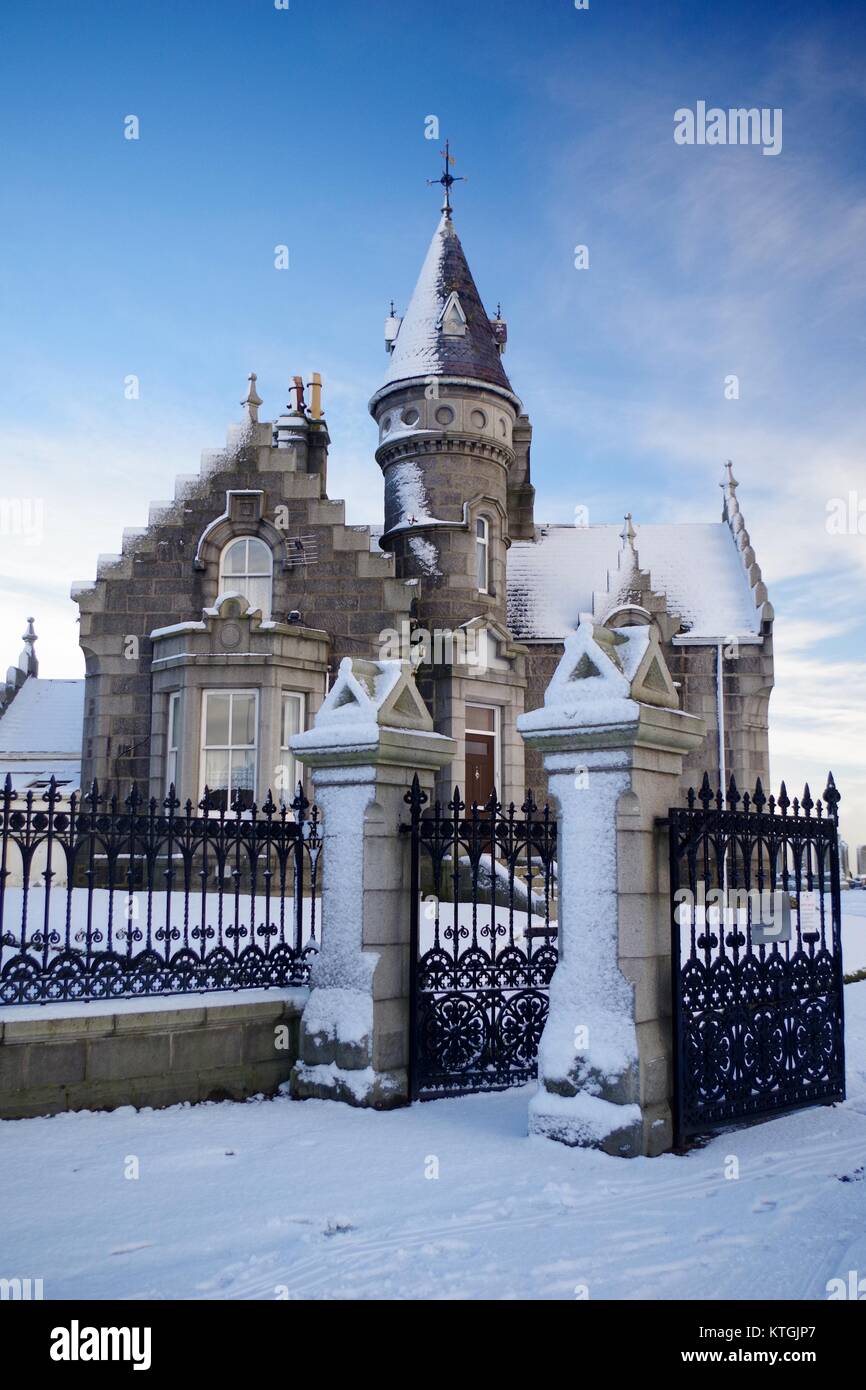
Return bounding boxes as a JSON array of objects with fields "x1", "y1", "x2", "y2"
[
  {"x1": 439, "y1": 290, "x2": 467, "y2": 338},
  {"x1": 476, "y1": 516, "x2": 490, "y2": 594},
  {"x1": 219, "y1": 537, "x2": 273, "y2": 621}
]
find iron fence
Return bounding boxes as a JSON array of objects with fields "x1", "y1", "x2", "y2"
[
  {"x1": 0, "y1": 776, "x2": 322, "y2": 1005},
  {"x1": 669, "y1": 772, "x2": 845, "y2": 1142},
  {"x1": 403, "y1": 777, "x2": 558, "y2": 1099}
]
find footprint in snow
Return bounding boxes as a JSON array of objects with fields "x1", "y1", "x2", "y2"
[
  {"x1": 322, "y1": 1218, "x2": 355, "y2": 1237},
  {"x1": 751, "y1": 1197, "x2": 777, "y2": 1212}
]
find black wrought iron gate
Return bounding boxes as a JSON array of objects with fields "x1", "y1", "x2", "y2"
[
  {"x1": 669, "y1": 773, "x2": 845, "y2": 1143},
  {"x1": 403, "y1": 777, "x2": 557, "y2": 1100}
]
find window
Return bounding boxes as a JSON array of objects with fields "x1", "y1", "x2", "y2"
[
  {"x1": 219, "y1": 537, "x2": 273, "y2": 621},
  {"x1": 475, "y1": 516, "x2": 490, "y2": 593},
  {"x1": 166, "y1": 692, "x2": 181, "y2": 793},
  {"x1": 200, "y1": 690, "x2": 258, "y2": 811},
  {"x1": 278, "y1": 692, "x2": 305, "y2": 807}
]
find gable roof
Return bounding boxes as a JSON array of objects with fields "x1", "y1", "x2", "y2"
[
  {"x1": 507, "y1": 523, "x2": 764, "y2": 643},
  {"x1": 0, "y1": 678, "x2": 84, "y2": 757},
  {"x1": 381, "y1": 212, "x2": 513, "y2": 393}
]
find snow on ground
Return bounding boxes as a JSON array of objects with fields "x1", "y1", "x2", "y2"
[
  {"x1": 841, "y1": 891, "x2": 866, "y2": 974},
  {"x1": 3, "y1": 981, "x2": 866, "y2": 1302}
]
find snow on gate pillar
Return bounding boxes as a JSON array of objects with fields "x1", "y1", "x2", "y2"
[
  {"x1": 289, "y1": 658, "x2": 456, "y2": 1108},
  {"x1": 518, "y1": 620, "x2": 705, "y2": 1157}
]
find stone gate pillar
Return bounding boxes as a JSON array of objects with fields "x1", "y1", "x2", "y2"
[
  {"x1": 517, "y1": 620, "x2": 706, "y2": 1156},
  {"x1": 289, "y1": 658, "x2": 455, "y2": 1107}
]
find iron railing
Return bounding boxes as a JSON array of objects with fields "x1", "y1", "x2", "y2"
[
  {"x1": 403, "y1": 777, "x2": 558, "y2": 1099},
  {"x1": 669, "y1": 772, "x2": 845, "y2": 1142},
  {"x1": 0, "y1": 776, "x2": 322, "y2": 1006}
]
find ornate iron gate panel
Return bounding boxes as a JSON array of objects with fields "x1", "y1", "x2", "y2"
[
  {"x1": 403, "y1": 777, "x2": 557, "y2": 1100},
  {"x1": 669, "y1": 773, "x2": 845, "y2": 1143}
]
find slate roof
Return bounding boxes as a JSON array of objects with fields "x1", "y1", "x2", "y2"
[
  {"x1": 382, "y1": 212, "x2": 513, "y2": 393},
  {"x1": 507, "y1": 523, "x2": 762, "y2": 642},
  {"x1": 0, "y1": 678, "x2": 85, "y2": 756}
]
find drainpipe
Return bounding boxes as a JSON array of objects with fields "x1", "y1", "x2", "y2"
[
  {"x1": 716, "y1": 640, "x2": 726, "y2": 800},
  {"x1": 717, "y1": 640, "x2": 728, "y2": 901}
]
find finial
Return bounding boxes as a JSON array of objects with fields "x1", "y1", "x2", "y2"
[
  {"x1": 620, "y1": 512, "x2": 637, "y2": 553},
  {"x1": 427, "y1": 139, "x2": 465, "y2": 216},
  {"x1": 241, "y1": 372, "x2": 263, "y2": 424},
  {"x1": 494, "y1": 302, "x2": 502, "y2": 320},
  {"x1": 19, "y1": 617, "x2": 37, "y2": 677},
  {"x1": 721, "y1": 459, "x2": 738, "y2": 494}
]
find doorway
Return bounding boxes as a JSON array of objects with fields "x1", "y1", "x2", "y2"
[{"x1": 465, "y1": 703, "x2": 499, "y2": 806}]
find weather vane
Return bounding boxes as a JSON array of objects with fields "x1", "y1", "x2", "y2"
[{"x1": 427, "y1": 139, "x2": 465, "y2": 215}]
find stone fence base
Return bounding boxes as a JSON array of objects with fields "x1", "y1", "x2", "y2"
[{"x1": 0, "y1": 989, "x2": 307, "y2": 1120}]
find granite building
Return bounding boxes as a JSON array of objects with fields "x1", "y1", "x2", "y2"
[{"x1": 70, "y1": 192, "x2": 774, "y2": 811}]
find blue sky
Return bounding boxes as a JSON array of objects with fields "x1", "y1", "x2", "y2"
[{"x1": 1, "y1": 0, "x2": 865, "y2": 844}]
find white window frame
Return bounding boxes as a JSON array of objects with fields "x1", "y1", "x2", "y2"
[
  {"x1": 475, "y1": 516, "x2": 490, "y2": 594},
  {"x1": 166, "y1": 692, "x2": 181, "y2": 794},
  {"x1": 218, "y1": 536, "x2": 273, "y2": 622},
  {"x1": 199, "y1": 688, "x2": 259, "y2": 810},
  {"x1": 465, "y1": 701, "x2": 501, "y2": 795},
  {"x1": 278, "y1": 691, "x2": 306, "y2": 807}
]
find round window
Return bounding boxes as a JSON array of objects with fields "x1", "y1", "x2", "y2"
[
  {"x1": 381, "y1": 415, "x2": 392, "y2": 434},
  {"x1": 435, "y1": 405, "x2": 454, "y2": 426},
  {"x1": 403, "y1": 407, "x2": 420, "y2": 426},
  {"x1": 471, "y1": 409, "x2": 487, "y2": 429}
]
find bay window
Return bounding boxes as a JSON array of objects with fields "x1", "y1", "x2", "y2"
[
  {"x1": 166, "y1": 692, "x2": 181, "y2": 794},
  {"x1": 200, "y1": 690, "x2": 258, "y2": 810},
  {"x1": 278, "y1": 692, "x2": 305, "y2": 806}
]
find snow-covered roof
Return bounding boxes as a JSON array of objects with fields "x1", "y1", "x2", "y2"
[
  {"x1": 0, "y1": 759, "x2": 81, "y2": 793},
  {"x1": 0, "y1": 678, "x2": 85, "y2": 757},
  {"x1": 507, "y1": 523, "x2": 762, "y2": 642},
  {"x1": 381, "y1": 213, "x2": 513, "y2": 393}
]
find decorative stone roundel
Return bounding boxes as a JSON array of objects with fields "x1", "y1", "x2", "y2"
[
  {"x1": 403, "y1": 407, "x2": 420, "y2": 426},
  {"x1": 220, "y1": 622, "x2": 242, "y2": 650},
  {"x1": 470, "y1": 409, "x2": 487, "y2": 429},
  {"x1": 435, "y1": 405, "x2": 454, "y2": 425}
]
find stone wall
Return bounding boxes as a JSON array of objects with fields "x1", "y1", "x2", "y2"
[
  {"x1": 73, "y1": 417, "x2": 414, "y2": 795},
  {"x1": 0, "y1": 993, "x2": 305, "y2": 1120}
]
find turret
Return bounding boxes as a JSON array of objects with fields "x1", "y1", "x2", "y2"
[{"x1": 369, "y1": 201, "x2": 530, "y2": 632}]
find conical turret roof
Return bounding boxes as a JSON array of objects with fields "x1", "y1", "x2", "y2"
[{"x1": 381, "y1": 213, "x2": 512, "y2": 393}]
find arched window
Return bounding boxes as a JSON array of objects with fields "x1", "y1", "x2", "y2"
[
  {"x1": 219, "y1": 537, "x2": 273, "y2": 621},
  {"x1": 475, "y1": 516, "x2": 490, "y2": 594}
]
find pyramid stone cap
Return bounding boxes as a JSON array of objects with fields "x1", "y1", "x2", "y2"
[
  {"x1": 290, "y1": 658, "x2": 456, "y2": 773},
  {"x1": 315, "y1": 657, "x2": 434, "y2": 732},
  {"x1": 518, "y1": 619, "x2": 681, "y2": 741}
]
